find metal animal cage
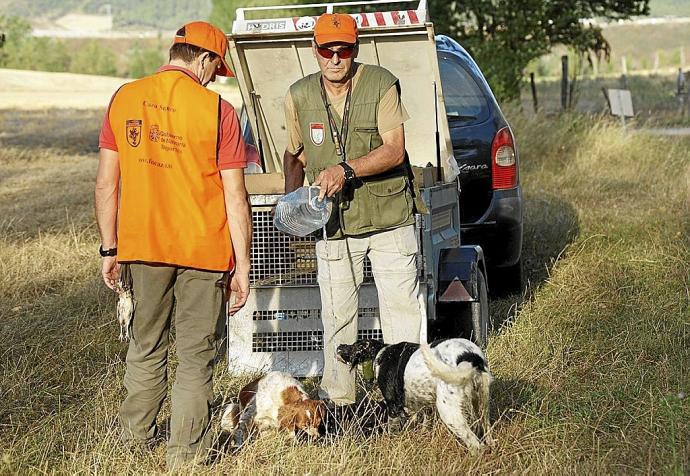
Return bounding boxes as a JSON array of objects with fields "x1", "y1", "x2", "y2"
[
  {"x1": 227, "y1": 199, "x2": 384, "y2": 377},
  {"x1": 249, "y1": 209, "x2": 374, "y2": 286}
]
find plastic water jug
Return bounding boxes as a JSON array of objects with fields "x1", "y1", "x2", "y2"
[{"x1": 273, "y1": 186, "x2": 333, "y2": 237}]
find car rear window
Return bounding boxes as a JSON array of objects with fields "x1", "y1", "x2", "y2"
[{"x1": 438, "y1": 53, "x2": 490, "y2": 126}]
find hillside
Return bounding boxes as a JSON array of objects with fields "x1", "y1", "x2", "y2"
[
  {"x1": 3, "y1": 0, "x2": 689, "y2": 32},
  {"x1": 0, "y1": 0, "x2": 212, "y2": 30},
  {"x1": 527, "y1": 17, "x2": 690, "y2": 81}
]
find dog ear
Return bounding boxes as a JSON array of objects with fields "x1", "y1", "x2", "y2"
[
  {"x1": 277, "y1": 404, "x2": 299, "y2": 431},
  {"x1": 280, "y1": 386, "x2": 306, "y2": 405},
  {"x1": 238, "y1": 378, "x2": 260, "y2": 408},
  {"x1": 361, "y1": 339, "x2": 384, "y2": 361},
  {"x1": 347, "y1": 341, "x2": 368, "y2": 367}
]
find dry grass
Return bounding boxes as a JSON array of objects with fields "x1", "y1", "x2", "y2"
[{"x1": 1, "y1": 108, "x2": 689, "y2": 474}]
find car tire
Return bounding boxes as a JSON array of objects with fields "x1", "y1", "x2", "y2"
[{"x1": 470, "y1": 271, "x2": 489, "y2": 347}]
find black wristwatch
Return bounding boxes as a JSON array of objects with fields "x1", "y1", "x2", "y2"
[
  {"x1": 99, "y1": 245, "x2": 117, "y2": 257},
  {"x1": 339, "y1": 161, "x2": 356, "y2": 183}
]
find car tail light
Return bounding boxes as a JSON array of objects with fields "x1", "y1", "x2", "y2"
[{"x1": 491, "y1": 127, "x2": 517, "y2": 189}]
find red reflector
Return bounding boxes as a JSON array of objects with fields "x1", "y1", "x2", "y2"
[{"x1": 491, "y1": 127, "x2": 517, "y2": 190}]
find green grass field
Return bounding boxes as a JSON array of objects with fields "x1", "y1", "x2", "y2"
[{"x1": 0, "y1": 107, "x2": 688, "y2": 473}]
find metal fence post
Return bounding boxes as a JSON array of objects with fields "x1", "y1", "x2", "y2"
[
  {"x1": 530, "y1": 72, "x2": 538, "y2": 113},
  {"x1": 561, "y1": 55, "x2": 568, "y2": 111}
]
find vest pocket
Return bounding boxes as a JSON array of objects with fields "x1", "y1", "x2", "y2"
[
  {"x1": 365, "y1": 176, "x2": 412, "y2": 229},
  {"x1": 354, "y1": 126, "x2": 378, "y2": 133},
  {"x1": 353, "y1": 125, "x2": 382, "y2": 152}
]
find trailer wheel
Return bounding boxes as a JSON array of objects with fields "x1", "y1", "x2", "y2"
[{"x1": 470, "y1": 271, "x2": 489, "y2": 347}]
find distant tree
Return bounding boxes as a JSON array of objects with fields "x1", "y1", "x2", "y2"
[
  {"x1": 0, "y1": 15, "x2": 70, "y2": 72},
  {"x1": 429, "y1": 0, "x2": 650, "y2": 100},
  {"x1": 0, "y1": 1, "x2": 77, "y2": 19},
  {"x1": 112, "y1": 0, "x2": 212, "y2": 29},
  {"x1": 127, "y1": 41, "x2": 165, "y2": 78},
  {"x1": 0, "y1": 15, "x2": 32, "y2": 67},
  {"x1": 70, "y1": 41, "x2": 118, "y2": 76},
  {"x1": 24, "y1": 37, "x2": 71, "y2": 72},
  {"x1": 209, "y1": 0, "x2": 305, "y2": 31},
  {"x1": 209, "y1": 0, "x2": 238, "y2": 32}
]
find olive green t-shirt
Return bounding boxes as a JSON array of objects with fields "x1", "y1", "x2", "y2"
[{"x1": 284, "y1": 64, "x2": 410, "y2": 155}]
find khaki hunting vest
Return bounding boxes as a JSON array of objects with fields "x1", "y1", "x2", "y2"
[
  {"x1": 290, "y1": 64, "x2": 414, "y2": 238},
  {"x1": 110, "y1": 70, "x2": 235, "y2": 271}
]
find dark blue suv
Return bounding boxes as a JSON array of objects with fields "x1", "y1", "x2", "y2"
[{"x1": 436, "y1": 35, "x2": 524, "y2": 293}]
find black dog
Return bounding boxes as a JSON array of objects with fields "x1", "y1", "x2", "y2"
[{"x1": 337, "y1": 340, "x2": 417, "y2": 421}]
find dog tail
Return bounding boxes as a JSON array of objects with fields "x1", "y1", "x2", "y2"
[
  {"x1": 420, "y1": 344, "x2": 482, "y2": 386},
  {"x1": 220, "y1": 403, "x2": 240, "y2": 433}
]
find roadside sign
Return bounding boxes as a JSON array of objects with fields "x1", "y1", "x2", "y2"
[{"x1": 607, "y1": 88, "x2": 634, "y2": 117}]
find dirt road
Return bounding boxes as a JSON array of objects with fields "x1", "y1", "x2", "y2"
[{"x1": 0, "y1": 68, "x2": 242, "y2": 110}]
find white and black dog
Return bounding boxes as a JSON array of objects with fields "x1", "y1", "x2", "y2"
[{"x1": 337, "y1": 338, "x2": 494, "y2": 451}]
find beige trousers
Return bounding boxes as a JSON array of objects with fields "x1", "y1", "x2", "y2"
[
  {"x1": 119, "y1": 263, "x2": 227, "y2": 468},
  {"x1": 316, "y1": 224, "x2": 422, "y2": 404}
]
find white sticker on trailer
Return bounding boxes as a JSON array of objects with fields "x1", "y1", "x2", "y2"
[
  {"x1": 245, "y1": 20, "x2": 291, "y2": 33},
  {"x1": 294, "y1": 16, "x2": 316, "y2": 31}
]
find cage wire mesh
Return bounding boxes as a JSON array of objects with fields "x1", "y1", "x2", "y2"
[
  {"x1": 247, "y1": 209, "x2": 383, "y2": 354},
  {"x1": 250, "y1": 210, "x2": 373, "y2": 286},
  {"x1": 251, "y1": 307, "x2": 383, "y2": 352}
]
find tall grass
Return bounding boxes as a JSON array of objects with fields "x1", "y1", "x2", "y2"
[{"x1": 0, "y1": 109, "x2": 688, "y2": 473}]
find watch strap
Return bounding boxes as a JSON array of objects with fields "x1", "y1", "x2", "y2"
[
  {"x1": 338, "y1": 161, "x2": 356, "y2": 182},
  {"x1": 99, "y1": 245, "x2": 118, "y2": 257}
]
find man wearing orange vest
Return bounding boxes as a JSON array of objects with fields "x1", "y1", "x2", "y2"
[{"x1": 95, "y1": 21, "x2": 251, "y2": 467}]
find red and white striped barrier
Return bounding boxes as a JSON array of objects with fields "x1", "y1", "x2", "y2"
[{"x1": 233, "y1": 7, "x2": 426, "y2": 35}]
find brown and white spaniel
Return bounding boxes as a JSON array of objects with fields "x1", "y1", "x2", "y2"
[{"x1": 221, "y1": 371, "x2": 326, "y2": 447}]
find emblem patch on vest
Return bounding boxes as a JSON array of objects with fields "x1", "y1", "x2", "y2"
[
  {"x1": 149, "y1": 125, "x2": 159, "y2": 142},
  {"x1": 310, "y1": 122, "x2": 325, "y2": 146},
  {"x1": 126, "y1": 120, "x2": 142, "y2": 147}
]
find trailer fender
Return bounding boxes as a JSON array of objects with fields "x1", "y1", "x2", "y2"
[{"x1": 437, "y1": 245, "x2": 487, "y2": 302}]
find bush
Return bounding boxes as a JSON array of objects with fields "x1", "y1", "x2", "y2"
[
  {"x1": 69, "y1": 41, "x2": 118, "y2": 77},
  {"x1": 127, "y1": 42, "x2": 165, "y2": 79},
  {"x1": 0, "y1": 15, "x2": 71, "y2": 72}
]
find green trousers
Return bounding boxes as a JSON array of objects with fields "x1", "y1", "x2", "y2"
[{"x1": 119, "y1": 263, "x2": 227, "y2": 467}]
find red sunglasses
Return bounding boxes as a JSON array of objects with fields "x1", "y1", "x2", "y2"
[{"x1": 316, "y1": 45, "x2": 355, "y2": 60}]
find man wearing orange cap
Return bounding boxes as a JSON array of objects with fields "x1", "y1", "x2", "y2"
[
  {"x1": 95, "y1": 21, "x2": 251, "y2": 467},
  {"x1": 284, "y1": 13, "x2": 422, "y2": 405}
]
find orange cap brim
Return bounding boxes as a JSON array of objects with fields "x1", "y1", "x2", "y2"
[
  {"x1": 217, "y1": 57, "x2": 234, "y2": 77},
  {"x1": 315, "y1": 32, "x2": 358, "y2": 46}
]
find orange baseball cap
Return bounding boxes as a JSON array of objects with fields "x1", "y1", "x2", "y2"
[
  {"x1": 314, "y1": 13, "x2": 358, "y2": 46},
  {"x1": 174, "y1": 21, "x2": 233, "y2": 77}
]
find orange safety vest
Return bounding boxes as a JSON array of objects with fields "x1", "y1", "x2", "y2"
[{"x1": 110, "y1": 70, "x2": 234, "y2": 271}]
